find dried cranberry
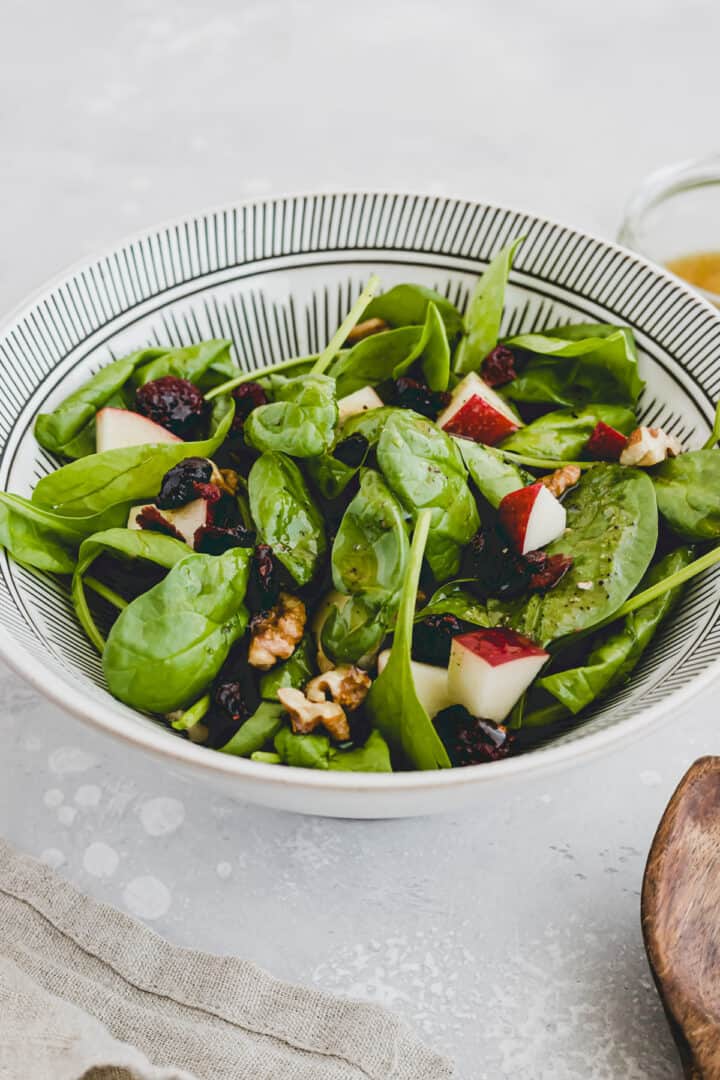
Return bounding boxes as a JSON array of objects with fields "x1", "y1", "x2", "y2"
[
  {"x1": 434, "y1": 706, "x2": 515, "y2": 766},
  {"x1": 413, "y1": 613, "x2": 467, "y2": 666},
  {"x1": 246, "y1": 543, "x2": 279, "y2": 612},
  {"x1": 136, "y1": 376, "x2": 206, "y2": 437},
  {"x1": 393, "y1": 377, "x2": 452, "y2": 419},
  {"x1": 462, "y1": 527, "x2": 531, "y2": 600},
  {"x1": 231, "y1": 381, "x2": 268, "y2": 431},
  {"x1": 135, "y1": 505, "x2": 184, "y2": 541},
  {"x1": 333, "y1": 433, "x2": 370, "y2": 468},
  {"x1": 194, "y1": 523, "x2": 256, "y2": 555},
  {"x1": 481, "y1": 346, "x2": 517, "y2": 387},
  {"x1": 156, "y1": 458, "x2": 213, "y2": 509},
  {"x1": 214, "y1": 680, "x2": 254, "y2": 723},
  {"x1": 527, "y1": 553, "x2": 574, "y2": 593}
]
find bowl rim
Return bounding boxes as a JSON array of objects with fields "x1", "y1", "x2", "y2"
[{"x1": 1, "y1": 188, "x2": 719, "y2": 796}]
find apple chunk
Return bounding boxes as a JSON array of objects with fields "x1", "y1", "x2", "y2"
[
  {"x1": 436, "y1": 372, "x2": 522, "y2": 445},
  {"x1": 498, "y1": 482, "x2": 566, "y2": 554},
  {"x1": 96, "y1": 407, "x2": 181, "y2": 453},
  {"x1": 448, "y1": 629, "x2": 549, "y2": 722},
  {"x1": 127, "y1": 498, "x2": 209, "y2": 547},
  {"x1": 586, "y1": 421, "x2": 628, "y2": 461},
  {"x1": 337, "y1": 386, "x2": 384, "y2": 424},
  {"x1": 378, "y1": 649, "x2": 454, "y2": 718}
]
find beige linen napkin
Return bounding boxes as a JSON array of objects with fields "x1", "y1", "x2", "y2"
[{"x1": 0, "y1": 839, "x2": 453, "y2": 1080}]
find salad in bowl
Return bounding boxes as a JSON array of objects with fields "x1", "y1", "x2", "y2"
[{"x1": 2, "y1": 237, "x2": 719, "y2": 777}]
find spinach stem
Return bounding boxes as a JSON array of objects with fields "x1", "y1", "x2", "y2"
[
  {"x1": 600, "y1": 544, "x2": 720, "y2": 626},
  {"x1": 499, "y1": 449, "x2": 597, "y2": 471},
  {"x1": 311, "y1": 274, "x2": 381, "y2": 376},
  {"x1": 204, "y1": 355, "x2": 313, "y2": 401},
  {"x1": 84, "y1": 576, "x2": 128, "y2": 611},
  {"x1": 171, "y1": 693, "x2": 211, "y2": 731},
  {"x1": 702, "y1": 400, "x2": 720, "y2": 450}
]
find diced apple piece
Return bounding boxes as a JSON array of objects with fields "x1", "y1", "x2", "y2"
[
  {"x1": 436, "y1": 372, "x2": 522, "y2": 445},
  {"x1": 448, "y1": 629, "x2": 548, "y2": 722},
  {"x1": 337, "y1": 386, "x2": 384, "y2": 424},
  {"x1": 498, "y1": 482, "x2": 566, "y2": 554},
  {"x1": 586, "y1": 421, "x2": 628, "y2": 461},
  {"x1": 127, "y1": 497, "x2": 209, "y2": 547},
  {"x1": 378, "y1": 649, "x2": 454, "y2": 718},
  {"x1": 96, "y1": 407, "x2": 181, "y2": 453}
]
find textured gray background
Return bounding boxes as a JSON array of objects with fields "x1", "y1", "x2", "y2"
[{"x1": 1, "y1": 1, "x2": 719, "y2": 1076}]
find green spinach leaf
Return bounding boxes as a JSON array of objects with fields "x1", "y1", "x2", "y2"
[
  {"x1": 500, "y1": 404, "x2": 636, "y2": 460},
  {"x1": 132, "y1": 339, "x2": 236, "y2": 389},
  {"x1": 454, "y1": 237, "x2": 523, "y2": 374},
  {"x1": 653, "y1": 450, "x2": 720, "y2": 540},
  {"x1": 342, "y1": 406, "x2": 403, "y2": 446},
  {"x1": 32, "y1": 397, "x2": 234, "y2": 516},
  {"x1": 329, "y1": 327, "x2": 422, "y2": 397},
  {"x1": 392, "y1": 302, "x2": 450, "y2": 390},
  {"x1": 363, "y1": 283, "x2": 463, "y2": 340},
  {"x1": 103, "y1": 547, "x2": 252, "y2": 713},
  {"x1": 72, "y1": 528, "x2": 190, "y2": 653},
  {"x1": 272, "y1": 727, "x2": 392, "y2": 772},
  {"x1": 365, "y1": 509, "x2": 451, "y2": 769},
  {"x1": 260, "y1": 635, "x2": 315, "y2": 700},
  {"x1": 219, "y1": 702, "x2": 286, "y2": 756},
  {"x1": 305, "y1": 437, "x2": 371, "y2": 500},
  {"x1": 320, "y1": 594, "x2": 388, "y2": 666},
  {"x1": 248, "y1": 451, "x2": 326, "y2": 585},
  {"x1": 503, "y1": 324, "x2": 644, "y2": 407},
  {"x1": 0, "y1": 494, "x2": 128, "y2": 574},
  {"x1": 327, "y1": 730, "x2": 392, "y2": 772},
  {"x1": 456, "y1": 440, "x2": 532, "y2": 508},
  {"x1": 538, "y1": 545, "x2": 694, "y2": 714},
  {"x1": 376, "y1": 411, "x2": 480, "y2": 581},
  {"x1": 415, "y1": 581, "x2": 491, "y2": 626},
  {"x1": 489, "y1": 464, "x2": 658, "y2": 645},
  {"x1": 244, "y1": 373, "x2": 337, "y2": 458},
  {"x1": 332, "y1": 470, "x2": 409, "y2": 605}
]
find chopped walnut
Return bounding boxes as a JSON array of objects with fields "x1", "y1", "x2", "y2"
[
  {"x1": 208, "y1": 461, "x2": 240, "y2": 496},
  {"x1": 277, "y1": 686, "x2": 350, "y2": 741},
  {"x1": 619, "y1": 427, "x2": 682, "y2": 467},
  {"x1": 248, "y1": 592, "x2": 307, "y2": 670},
  {"x1": 306, "y1": 666, "x2": 371, "y2": 711},
  {"x1": 345, "y1": 317, "x2": 389, "y2": 345},
  {"x1": 540, "y1": 465, "x2": 582, "y2": 498}
]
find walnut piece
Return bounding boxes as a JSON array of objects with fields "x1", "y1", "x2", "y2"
[
  {"x1": 540, "y1": 465, "x2": 582, "y2": 498},
  {"x1": 619, "y1": 427, "x2": 682, "y2": 467},
  {"x1": 208, "y1": 460, "x2": 240, "y2": 496},
  {"x1": 306, "y1": 665, "x2": 371, "y2": 711},
  {"x1": 248, "y1": 592, "x2": 307, "y2": 670},
  {"x1": 277, "y1": 686, "x2": 350, "y2": 741},
  {"x1": 345, "y1": 317, "x2": 389, "y2": 345}
]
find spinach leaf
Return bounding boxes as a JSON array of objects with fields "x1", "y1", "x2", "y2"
[
  {"x1": 329, "y1": 327, "x2": 422, "y2": 397},
  {"x1": 321, "y1": 594, "x2": 388, "y2": 666},
  {"x1": 34, "y1": 350, "x2": 158, "y2": 459},
  {"x1": 260, "y1": 635, "x2": 315, "y2": 700},
  {"x1": 500, "y1": 404, "x2": 636, "y2": 461},
  {"x1": 503, "y1": 324, "x2": 644, "y2": 407},
  {"x1": 219, "y1": 702, "x2": 285, "y2": 756},
  {"x1": 363, "y1": 283, "x2": 463, "y2": 340},
  {"x1": 272, "y1": 727, "x2": 392, "y2": 772},
  {"x1": 132, "y1": 339, "x2": 236, "y2": 390},
  {"x1": 454, "y1": 237, "x2": 523, "y2": 375},
  {"x1": 248, "y1": 451, "x2": 326, "y2": 585},
  {"x1": 342, "y1": 406, "x2": 403, "y2": 446},
  {"x1": 392, "y1": 302, "x2": 450, "y2": 391},
  {"x1": 489, "y1": 464, "x2": 658, "y2": 645},
  {"x1": 376, "y1": 411, "x2": 480, "y2": 581},
  {"x1": 456, "y1": 440, "x2": 532, "y2": 508},
  {"x1": 103, "y1": 546, "x2": 252, "y2": 713},
  {"x1": 243, "y1": 373, "x2": 337, "y2": 458},
  {"x1": 0, "y1": 494, "x2": 128, "y2": 574},
  {"x1": 365, "y1": 509, "x2": 451, "y2": 769},
  {"x1": 32, "y1": 397, "x2": 234, "y2": 516},
  {"x1": 305, "y1": 437, "x2": 371, "y2": 500},
  {"x1": 415, "y1": 581, "x2": 491, "y2": 626},
  {"x1": 538, "y1": 546, "x2": 694, "y2": 714},
  {"x1": 332, "y1": 470, "x2": 409, "y2": 605},
  {"x1": 72, "y1": 528, "x2": 190, "y2": 653},
  {"x1": 652, "y1": 450, "x2": 720, "y2": 540}
]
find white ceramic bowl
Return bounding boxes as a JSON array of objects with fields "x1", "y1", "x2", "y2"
[{"x1": 1, "y1": 193, "x2": 719, "y2": 818}]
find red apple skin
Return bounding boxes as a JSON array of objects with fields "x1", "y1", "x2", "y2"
[
  {"x1": 441, "y1": 395, "x2": 520, "y2": 445},
  {"x1": 586, "y1": 421, "x2": 628, "y2": 460},
  {"x1": 454, "y1": 628, "x2": 548, "y2": 667},
  {"x1": 497, "y1": 482, "x2": 541, "y2": 550}
]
